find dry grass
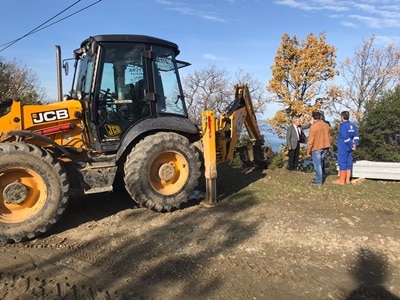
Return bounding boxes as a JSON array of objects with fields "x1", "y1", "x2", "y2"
[{"x1": 216, "y1": 164, "x2": 400, "y2": 214}]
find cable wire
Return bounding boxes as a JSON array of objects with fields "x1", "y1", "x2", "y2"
[{"x1": 0, "y1": 0, "x2": 101, "y2": 53}]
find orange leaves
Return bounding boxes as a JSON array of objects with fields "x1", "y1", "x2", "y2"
[{"x1": 267, "y1": 32, "x2": 337, "y2": 125}]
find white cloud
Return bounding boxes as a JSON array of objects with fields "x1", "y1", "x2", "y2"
[
  {"x1": 340, "y1": 20, "x2": 358, "y2": 28},
  {"x1": 201, "y1": 15, "x2": 225, "y2": 23},
  {"x1": 274, "y1": 0, "x2": 400, "y2": 29},
  {"x1": 374, "y1": 35, "x2": 400, "y2": 45},
  {"x1": 156, "y1": 0, "x2": 226, "y2": 23},
  {"x1": 350, "y1": 14, "x2": 400, "y2": 28},
  {"x1": 274, "y1": 0, "x2": 348, "y2": 12},
  {"x1": 202, "y1": 53, "x2": 228, "y2": 61}
]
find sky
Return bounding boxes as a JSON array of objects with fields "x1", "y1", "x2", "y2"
[{"x1": 0, "y1": 0, "x2": 399, "y2": 122}]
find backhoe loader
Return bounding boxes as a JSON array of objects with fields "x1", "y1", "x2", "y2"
[{"x1": 0, "y1": 34, "x2": 267, "y2": 243}]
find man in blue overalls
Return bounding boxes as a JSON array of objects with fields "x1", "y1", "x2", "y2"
[{"x1": 333, "y1": 111, "x2": 360, "y2": 184}]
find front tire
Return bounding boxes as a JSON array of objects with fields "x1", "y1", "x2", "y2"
[
  {"x1": 0, "y1": 142, "x2": 69, "y2": 243},
  {"x1": 124, "y1": 132, "x2": 201, "y2": 212}
]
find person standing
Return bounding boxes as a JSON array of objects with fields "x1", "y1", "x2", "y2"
[
  {"x1": 320, "y1": 111, "x2": 332, "y2": 174},
  {"x1": 306, "y1": 111, "x2": 331, "y2": 185},
  {"x1": 333, "y1": 111, "x2": 360, "y2": 185},
  {"x1": 286, "y1": 118, "x2": 303, "y2": 171}
]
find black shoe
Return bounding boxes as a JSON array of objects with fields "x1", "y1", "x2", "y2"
[{"x1": 310, "y1": 180, "x2": 322, "y2": 186}]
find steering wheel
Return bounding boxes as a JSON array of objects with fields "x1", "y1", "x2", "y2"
[{"x1": 100, "y1": 88, "x2": 113, "y2": 103}]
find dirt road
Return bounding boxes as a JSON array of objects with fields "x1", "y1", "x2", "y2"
[{"x1": 1, "y1": 165, "x2": 400, "y2": 299}]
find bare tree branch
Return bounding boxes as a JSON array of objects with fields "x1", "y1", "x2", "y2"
[{"x1": 333, "y1": 35, "x2": 400, "y2": 122}]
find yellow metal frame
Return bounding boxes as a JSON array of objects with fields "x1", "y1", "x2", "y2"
[
  {"x1": 201, "y1": 84, "x2": 265, "y2": 204},
  {"x1": 201, "y1": 111, "x2": 217, "y2": 204},
  {"x1": 0, "y1": 99, "x2": 86, "y2": 150}
]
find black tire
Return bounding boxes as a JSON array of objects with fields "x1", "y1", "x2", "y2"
[
  {"x1": 0, "y1": 142, "x2": 69, "y2": 243},
  {"x1": 124, "y1": 132, "x2": 201, "y2": 212}
]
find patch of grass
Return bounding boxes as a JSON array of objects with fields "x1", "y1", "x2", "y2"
[{"x1": 217, "y1": 164, "x2": 400, "y2": 214}]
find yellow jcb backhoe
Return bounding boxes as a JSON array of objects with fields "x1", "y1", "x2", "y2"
[{"x1": 0, "y1": 34, "x2": 268, "y2": 243}]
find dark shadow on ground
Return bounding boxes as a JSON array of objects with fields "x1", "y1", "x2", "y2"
[
  {"x1": 179, "y1": 162, "x2": 266, "y2": 209},
  {"x1": 216, "y1": 163, "x2": 266, "y2": 200},
  {"x1": 44, "y1": 186, "x2": 137, "y2": 236},
  {"x1": 47, "y1": 163, "x2": 265, "y2": 236},
  {"x1": 346, "y1": 248, "x2": 400, "y2": 300},
  {"x1": 2, "y1": 182, "x2": 264, "y2": 299},
  {"x1": 194, "y1": 162, "x2": 266, "y2": 201}
]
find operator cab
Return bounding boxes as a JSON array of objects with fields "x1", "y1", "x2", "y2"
[{"x1": 71, "y1": 35, "x2": 190, "y2": 151}]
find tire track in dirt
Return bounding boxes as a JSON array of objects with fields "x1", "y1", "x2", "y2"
[
  {"x1": 0, "y1": 272, "x2": 114, "y2": 300},
  {"x1": 5, "y1": 236, "x2": 127, "y2": 272},
  {"x1": 1, "y1": 238, "x2": 125, "y2": 299},
  {"x1": 1, "y1": 169, "x2": 400, "y2": 299}
]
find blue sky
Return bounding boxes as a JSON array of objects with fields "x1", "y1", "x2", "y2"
[{"x1": 0, "y1": 0, "x2": 399, "y2": 119}]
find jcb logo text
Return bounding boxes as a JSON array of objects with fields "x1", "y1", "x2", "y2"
[{"x1": 32, "y1": 109, "x2": 69, "y2": 124}]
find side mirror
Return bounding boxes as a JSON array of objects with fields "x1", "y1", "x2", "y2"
[{"x1": 63, "y1": 61, "x2": 69, "y2": 76}]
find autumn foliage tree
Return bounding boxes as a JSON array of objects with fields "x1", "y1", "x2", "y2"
[{"x1": 267, "y1": 32, "x2": 337, "y2": 137}]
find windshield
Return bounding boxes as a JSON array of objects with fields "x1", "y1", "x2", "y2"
[
  {"x1": 152, "y1": 46, "x2": 187, "y2": 117},
  {"x1": 74, "y1": 39, "x2": 189, "y2": 143},
  {"x1": 95, "y1": 43, "x2": 151, "y2": 141}
]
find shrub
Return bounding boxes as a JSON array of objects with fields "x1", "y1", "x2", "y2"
[
  {"x1": 356, "y1": 86, "x2": 400, "y2": 162},
  {"x1": 269, "y1": 151, "x2": 285, "y2": 169}
]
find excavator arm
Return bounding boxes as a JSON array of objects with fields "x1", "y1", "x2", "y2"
[{"x1": 201, "y1": 84, "x2": 266, "y2": 205}]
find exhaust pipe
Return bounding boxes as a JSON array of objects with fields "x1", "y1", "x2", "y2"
[{"x1": 55, "y1": 45, "x2": 63, "y2": 102}]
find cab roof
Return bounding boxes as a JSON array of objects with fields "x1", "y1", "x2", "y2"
[{"x1": 80, "y1": 34, "x2": 180, "y2": 56}]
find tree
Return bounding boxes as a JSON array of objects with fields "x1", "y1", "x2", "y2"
[
  {"x1": 183, "y1": 64, "x2": 231, "y2": 124},
  {"x1": 332, "y1": 36, "x2": 400, "y2": 122},
  {"x1": 0, "y1": 57, "x2": 45, "y2": 104},
  {"x1": 183, "y1": 64, "x2": 267, "y2": 124},
  {"x1": 234, "y1": 68, "x2": 267, "y2": 114},
  {"x1": 355, "y1": 86, "x2": 400, "y2": 162},
  {"x1": 267, "y1": 32, "x2": 337, "y2": 137}
]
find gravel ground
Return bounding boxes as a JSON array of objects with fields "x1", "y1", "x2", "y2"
[{"x1": 1, "y1": 165, "x2": 399, "y2": 300}]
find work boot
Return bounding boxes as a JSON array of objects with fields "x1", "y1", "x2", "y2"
[
  {"x1": 345, "y1": 170, "x2": 352, "y2": 184},
  {"x1": 332, "y1": 170, "x2": 346, "y2": 185}
]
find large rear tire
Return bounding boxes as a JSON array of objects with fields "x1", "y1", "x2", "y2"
[
  {"x1": 124, "y1": 132, "x2": 201, "y2": 212},
  {"x1": 0, "y1": 142, "x2": 69, "y2": 243}
]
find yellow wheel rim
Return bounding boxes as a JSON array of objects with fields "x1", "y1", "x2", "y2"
[
  {"x1": 0, "y1": 167, "x2": 47, "y2": 224},
  {"x1": 149, "y1": 151, "x2": 189, "y2": 196}
]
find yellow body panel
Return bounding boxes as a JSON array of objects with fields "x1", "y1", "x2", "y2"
[
  {"x1": 200, "y1": 84, "x2": 265, "y2": 204},
  {"x1": 0, "y1": 99, "x2": 86, "y2": 150},
  {"x1": 201, "y1": 111, "x2": 217, "y2": 180},
  {"x1": 203, "y1": 84, "x2": 265, "y2": 165},
  {"x1": 201, "y1": 111, "x2": 218, "y2": 204}
]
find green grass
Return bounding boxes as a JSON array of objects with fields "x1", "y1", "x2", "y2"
[{"x1": 216, "y1": 164, "x2": 400, "y2": 214}]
